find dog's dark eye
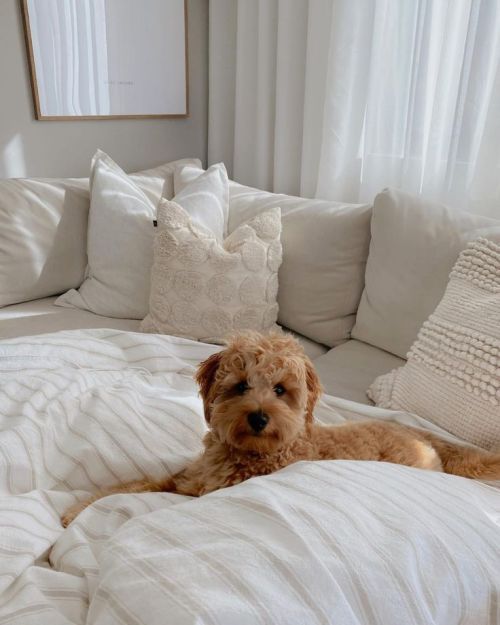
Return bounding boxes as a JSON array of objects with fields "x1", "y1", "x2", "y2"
[
  {"x1": 274, "y1": 383, "x2": 286, "y2": 396},
  {"x1": 234, "y1": 381, "x2": 249, "y2": 395}
]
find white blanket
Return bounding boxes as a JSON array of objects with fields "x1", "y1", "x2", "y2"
[{"x1": 0, "y1": 329, "x2": 498, "y2": 625}]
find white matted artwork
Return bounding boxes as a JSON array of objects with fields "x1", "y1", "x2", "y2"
[{"x1": 21, "y1": 0, "x2": 188, "y2": 119}]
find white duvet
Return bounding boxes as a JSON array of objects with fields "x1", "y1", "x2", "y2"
[{"x1": 0, "y1": 329, "x2": 498, "y2": 625}]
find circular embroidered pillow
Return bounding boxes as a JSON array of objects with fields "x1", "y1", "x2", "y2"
[{"x1": 141, "y1": 200, "x2": 282, "y2": 344}]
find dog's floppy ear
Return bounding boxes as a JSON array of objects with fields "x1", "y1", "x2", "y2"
[
  {"x1": 195, "y1": 351, "x2": 223, "y2": 423},
  {"x1": 305, "y1": 358, "x2": 322, "y2": 423}
]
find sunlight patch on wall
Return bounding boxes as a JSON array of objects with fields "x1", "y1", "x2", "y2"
[{"x1": 2, "y1": 134, "x2": 27, "y2": 178}]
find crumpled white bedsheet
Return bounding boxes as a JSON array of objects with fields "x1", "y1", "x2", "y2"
[{"x1": 0, "y1": 329, "x2": 498, "y2": 625}]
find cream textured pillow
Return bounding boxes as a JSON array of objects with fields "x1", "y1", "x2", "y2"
[
  {"x1": 141, "y1": 200, "x2": 282, "y2": 343},
  {"x1": 368, "y1": 238, "x2": 500, "y2": 450}
]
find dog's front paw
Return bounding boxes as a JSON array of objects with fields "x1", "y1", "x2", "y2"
[{"x1": 61, "y1": 501, "x2": 89, "y2": 528}]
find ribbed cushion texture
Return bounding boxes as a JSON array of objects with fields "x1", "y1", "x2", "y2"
[{"x1": 369, "y1": 238, "x2": 500, "y2": 450}]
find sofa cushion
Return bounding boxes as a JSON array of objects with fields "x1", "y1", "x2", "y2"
[
  {"x1": 0, "y1": 298, "x2": 328, "y2": 362},
  {"x1": 0, "y1": 156, "x2": 201, "y2": 309},
  {"x1": 283, "y1": 329, "x2": 329, "y2": 361},
  {"x1": 0, "y1": 297, "x2": 140, "y2": 339},
  {"x1": 229, "y1": 182, "x2": 372, "y2": 347},
  {"x1": 352, "y1": 188, "x2": 500, "y2": 359},
  {"x1": 369, "y1": 238, "x2": 500, "y2": 450},
  {"x1": 313, "y1": 339, "x2": 404, "y2": 405}
]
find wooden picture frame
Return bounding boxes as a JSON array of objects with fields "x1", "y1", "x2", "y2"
[{"x1": 21, "y1": 0, "x2": 189, "y2": 120}]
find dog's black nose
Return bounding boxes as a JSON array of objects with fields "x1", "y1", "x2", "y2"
[{"x1": 247, "y1": 410, "x2": 269, "y2": 432}]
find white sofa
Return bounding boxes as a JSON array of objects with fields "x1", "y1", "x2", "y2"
[
  {"x1": 1, "y1": 164, "x2": 498, "y2": 404},
  {"x1": 1, "y1": 160, "x2": 500, "y2": 625}
]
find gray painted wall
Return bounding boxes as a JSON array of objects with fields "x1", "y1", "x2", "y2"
[{"x1": 0, "y1": 0, "x2": 208, "y2": 179}]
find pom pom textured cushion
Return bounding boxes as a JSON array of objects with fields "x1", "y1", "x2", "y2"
[
  {"x1": 369, "y1": 239, "x2": 500, "y2": 450},
  {"x1": 141, "y1": 199, "x2": 282, "y2": 343}
]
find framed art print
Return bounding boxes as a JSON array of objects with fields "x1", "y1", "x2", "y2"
[{"x1": 21, "y1": 0, "x2": 188, "y2": 120}]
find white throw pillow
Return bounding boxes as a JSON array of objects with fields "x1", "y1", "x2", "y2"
[
  {"x1": 176, "y1": 166, "x2": 372, "y2": 347},
  {"x1": 141, "y1": 199, "x2": 282, "y2": 343},
  {"x1": 368, "y1": 238, "x2": 500, "y2": 450},
  {"x1": 56, "y1": 152, "x2": 228, "y2": 319},
  {"x1": 352, "y1": 188, "x2": 500, "y2": 358},
  {"x1": 174, "y1": 162, "x2": 229, "y2": 239},
  {"x1": 0, "y1": 154, "x2": 200, "y2": 309},
  {"x1": 56, "y1": 151, "x2": 159, "y2": 318},
  {"x1": 174, "y1": 162, "x2": 208, "y2": 193}
]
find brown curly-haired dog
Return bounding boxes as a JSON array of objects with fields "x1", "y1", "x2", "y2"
[{"x1": 62, "y1": 331, "x2": 500, "y2": 527}]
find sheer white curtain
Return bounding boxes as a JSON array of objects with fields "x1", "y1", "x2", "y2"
[{"x1": 209, "y1": 0, "x2": 500, "y2": 216}]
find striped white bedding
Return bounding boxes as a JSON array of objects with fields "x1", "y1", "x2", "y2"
[{"x1": 0, "y1": 329, "x2": 498, "y2": 625}]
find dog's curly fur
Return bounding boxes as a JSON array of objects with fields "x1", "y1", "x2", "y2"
[{"x1": 62, "y1": 331, "x2": 500, "y2": 527}]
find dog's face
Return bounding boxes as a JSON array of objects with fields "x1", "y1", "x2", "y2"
[{"x1": 195, "y1": 332, "x2": 322, "y2": 454}]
